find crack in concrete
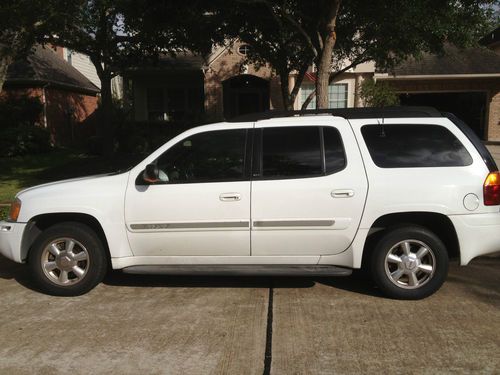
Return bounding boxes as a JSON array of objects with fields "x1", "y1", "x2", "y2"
[{"x1": 263, "y1": 282, "x2": 274, "y2": 375}]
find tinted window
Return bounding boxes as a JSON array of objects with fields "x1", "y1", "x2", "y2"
[
  {"x1": 361, "y1": 124, "x2": 472, "y2": 168},
  {"x1": 156, "y1": 129, "x2": 247, "y2": 183},
  {"x1": 324, "y1": 127, "x2": 346, "y2": 173},
  {"x1": 262, "y1": 127, "x2": 322, "y2": 177}
]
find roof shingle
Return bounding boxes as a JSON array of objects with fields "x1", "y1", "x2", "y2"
[
  {"x1": 5, "y1": 45, "x2": 100, "y2": 94},
  {"x1": 389, "y1": 45, "x2": 500, "y2": 76}
]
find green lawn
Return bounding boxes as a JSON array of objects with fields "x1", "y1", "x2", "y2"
[{"x1": 0, "y1": 150, "x2": 144, "y2": 220}]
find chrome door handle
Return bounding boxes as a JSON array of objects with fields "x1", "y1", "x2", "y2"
[
  {"x1": 331, "y1": 189, "x2": 355, "y2": 198},
  {"x1": 219, "y1": 193, "x2": 241, "y2": 202}
]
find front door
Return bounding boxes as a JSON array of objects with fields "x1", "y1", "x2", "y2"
[
  {"x1": 125, "y1": 127, "x2": 251, "y2": 256},
  {"x1": 250, "y1": 120, "x2": 368, "y2": 256}
]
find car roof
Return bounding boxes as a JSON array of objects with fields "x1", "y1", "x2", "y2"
[{"x1": 227, "y1": 106, "x2": 442, "y2": 122}]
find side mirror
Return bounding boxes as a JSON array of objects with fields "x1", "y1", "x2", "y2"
[{"x1": 143, "y1": 163, "x2": 160, "y2": 184}]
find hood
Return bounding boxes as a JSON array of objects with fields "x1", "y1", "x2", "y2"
[{"x1": 16, "y1": 174, "x2": 115, "y2": 198}]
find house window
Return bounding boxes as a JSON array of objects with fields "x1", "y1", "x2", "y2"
[
  {"x1": 238, "y1": 44, "x2": 251, "y2": 56},
  {"x1": 299, "y1": 83, "x2": 348, "y2": 109},
  {"x1": 328, "y1": 83, "x2": 348, "y2": 108},
  {"x1": 146, "y1": 87, "x2": 203, "y2": 122}
]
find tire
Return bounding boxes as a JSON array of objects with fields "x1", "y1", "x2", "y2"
[
  {"x1": 29, "y1": 222, "x2": 108, "y2": 296},
  {"x1": 370, "y1": 225, "x2": 449, "y2": 300}
]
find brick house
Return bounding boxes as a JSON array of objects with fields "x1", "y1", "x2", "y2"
[
  {"x1": 2, "y1": 45, "x2": 100, "y2": 145},
  {"x1": 125, "y1": 35, "x2": 500, "y2": 141},
  {"x1": 124, "y1": 41, "x2": 373, "y2": 124},
  {"x1": 376, "y1": 44, "x2": 500, "y2": 141}
]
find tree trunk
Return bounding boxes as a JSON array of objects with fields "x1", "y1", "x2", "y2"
[
  {"x1": 0, "y1": 44, "x2": 13, "y2": 92},
  {"x1": 0, "y1": 55, "x2": 12, "y2": 92},
  {"x1": 279, "y1": 71, "x2": 293, "y2": 111},
  {"x1": 315, "y1": 0, "x2": 341, "y2": 109}
]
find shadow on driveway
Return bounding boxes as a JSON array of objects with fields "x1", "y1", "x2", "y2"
[{"x1": 1, "y1": 254, "x2": 499, "y2": 300}]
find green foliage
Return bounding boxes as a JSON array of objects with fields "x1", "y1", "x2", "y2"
[
  {"x1": 359, "y1": 78, "x2": 400, "y2": 108},
  {"x1": 210, "y1": 0, "x2": 497, "y2": 109},
  {"x1": 0, "y1": 124, "x2": 51, "y2": 157},
  {"x1": 0, "y1": 95, "x2": 50, "y2": 156},
  {"x1": 0, "y1": 95, "x2": 43, "y2": 128},
  {"x1": 116, "y1": 121, "x2": 190, "y2": 154}
]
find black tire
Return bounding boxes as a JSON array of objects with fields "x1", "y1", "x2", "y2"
[
  {"x1": 29, "y1": 222, "x2": 108, "y2": 296},
  {"x1": 371, "y1": 225, "x2": 449, "y2": 300}
]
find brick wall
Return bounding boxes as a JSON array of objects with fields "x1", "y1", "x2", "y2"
[
  {"x1": 1, "y1": 86, "x2": 98, "y2": 145},
  {"x1": 204, "y1": 42, "x2": 283, "y2": 121},
  {"x1": 45, "y1": 88, "x2": 98, "y2": 145},
  {"x1": 488, "y1": 90, "x2": 500, "y2": 141}
]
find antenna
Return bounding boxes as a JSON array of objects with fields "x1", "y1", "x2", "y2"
[{"x1": 378, "y1": 117, "x2": 386, "y2": 138}]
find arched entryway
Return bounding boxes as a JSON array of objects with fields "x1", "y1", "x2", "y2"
[{"x1": 223, "y1": 75, "x2": 270, "y2": 119}]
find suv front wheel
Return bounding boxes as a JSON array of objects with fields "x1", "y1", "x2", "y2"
[
  {"x1": 29, "y1": 222, "x2": 108, "y2": 296},
  {"x1": 371, "y1": 225, "x2": 449, "y2": 300}
]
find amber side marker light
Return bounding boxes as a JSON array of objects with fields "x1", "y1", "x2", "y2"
[
  {"x1": 8, "y1": 198, "x2": 21, "y2": 222},
  {"x1": 484, "y1": 172, "x2": 500, "y2": 206}
]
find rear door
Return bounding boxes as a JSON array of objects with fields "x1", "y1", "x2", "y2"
[{"x1": 250, "y1": 118, "x2": 368, "y2": 256}]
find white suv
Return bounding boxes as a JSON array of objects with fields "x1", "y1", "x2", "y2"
[{"x1": 1, "y1": 107, "x2": 499, "y2": 299}]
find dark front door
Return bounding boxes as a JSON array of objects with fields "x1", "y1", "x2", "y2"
[{"x1": 223, "y1": 75, "x2": 270, "y2": 119}]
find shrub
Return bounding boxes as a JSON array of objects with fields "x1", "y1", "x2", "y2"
[
  {"x1": 0, "y1": 95, "x2": 44, "y2": 128},
  {"x1": 116, "y1": 121, "x2": 193, "y2": 154},
  {"x1": 0, "y1": 124, "x2": 51, "y2": 157},
  {"x1": 359, "y1": 78, "x2": 400, "y2": 107}
]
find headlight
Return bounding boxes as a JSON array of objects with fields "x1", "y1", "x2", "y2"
[{"x1": 8, "y1": 198, "x2": 21, "y2": 222}]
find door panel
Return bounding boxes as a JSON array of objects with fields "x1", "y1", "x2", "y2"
[
  {"x1": 125, "y1": 128, "x2": 251, "y2": 256},
  {"x1": 125, "y1": 181, "x2": 250, "y2": 256},
  {"x1": 251, "y1": 120, "x2": 368, "y2": 256}
]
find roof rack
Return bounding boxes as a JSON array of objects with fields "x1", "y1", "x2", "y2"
[{"x1": 228, "y1": 106, "x2": 442, "y2": 122}]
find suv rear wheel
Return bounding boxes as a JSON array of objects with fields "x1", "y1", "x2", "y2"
[
  {"x1": 29, "y1": 222, "x2": 108, "y2": 296},
  {"x1": 371, "y1": 225, "x2": 449, "y2": 300}
]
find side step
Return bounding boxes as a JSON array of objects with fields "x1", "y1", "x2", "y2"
[{"x1": 122, "y1": 264, "x2": 352, "y2": 277}]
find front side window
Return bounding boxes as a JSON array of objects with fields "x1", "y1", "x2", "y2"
[
  {"x1": 155, "y1": 129, "x2": 247, "y2": 183},
  {"x1": 361, "y1": 124, "x2": 473, "y2": 168},
  {"x1": 260, "y1": 126, "x2": 346, "y2": 178}
]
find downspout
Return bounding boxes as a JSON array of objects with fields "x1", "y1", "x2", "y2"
[{"x1": 41, "y1": 82, "x2": 50, "y2": 128}]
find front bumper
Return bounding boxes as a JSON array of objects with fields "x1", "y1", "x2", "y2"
[
  {"x1": 449, "y1": 213, "x2": 500, "y2": 265},
  {"x1": 0, "y1": 221, "x2": 26, "y2": 263}
]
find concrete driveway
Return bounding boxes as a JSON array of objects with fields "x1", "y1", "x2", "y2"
[{"x1": 0, "y1": 256, "x2": 499, "y2": 374}]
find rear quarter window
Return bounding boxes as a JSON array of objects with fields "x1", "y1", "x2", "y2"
[{"x1": 361, "y1": 124, "x2": 473, "y2": 168}]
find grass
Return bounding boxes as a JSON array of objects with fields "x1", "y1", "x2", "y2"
[{"x1": 0, "y1": 149, "x2": 144, "y2": 220}]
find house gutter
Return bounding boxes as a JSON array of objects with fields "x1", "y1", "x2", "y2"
[{"x1": 375, "y1": 73, "x2": 500, "y2": 80}]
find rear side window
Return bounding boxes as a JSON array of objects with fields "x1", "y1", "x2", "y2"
[
  {"x1": 260, "y1": 126, "x2": 346, "y2": 178},
  {"x1": 324, "y1": 127, "x2": 346, "y2": 173},
  {"x1": 262, "y1": 127, "x2": 322, "y2": 177},
  {"x1": 361, "y1": 124, "x2": 473, "y2": 168}
]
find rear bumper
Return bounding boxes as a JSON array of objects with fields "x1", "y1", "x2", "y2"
[
  {"x1": 0, "y1": 221, "x2": 26, "y2": 263},
  {"x1": 449, "y1": 213, "x2": 500, "y2": 265}
]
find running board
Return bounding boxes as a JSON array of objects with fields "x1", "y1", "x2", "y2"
[{"x1": 122, "y1": 265, "x2": 352, "y2": 277}]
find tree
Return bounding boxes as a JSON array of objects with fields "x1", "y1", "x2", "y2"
[
  {"x1": 0, "y1": 1, "x2": 74, "y2": 91},
  {"x1": 216, "y1": 0, "x2": 496, "y2": 110},
  {"x1": 214, "y1": 2, "x2": 314, "y2": 110},
  {"x1": 359, "y1": 78, "x2": 400, "y2": 108},
  {"x1": 39, "y1": 0, "x2": 215, "y2": 154}
]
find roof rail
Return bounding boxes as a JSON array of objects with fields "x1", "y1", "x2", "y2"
[{"x1": 228, "y1": 106, "x2": 442, "y2": 122}]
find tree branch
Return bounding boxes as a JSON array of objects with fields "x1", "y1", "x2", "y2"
[{"x1": 300, "y1": 56, "x2": 371, "y2": 110}]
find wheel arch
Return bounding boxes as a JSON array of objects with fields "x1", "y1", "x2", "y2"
[
  {"x1": 21, "y1": 212, "x2": 111, "y2": 264},
  {"x1": 361, "y1": 211, "x2": 460, "y2": 269}
]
